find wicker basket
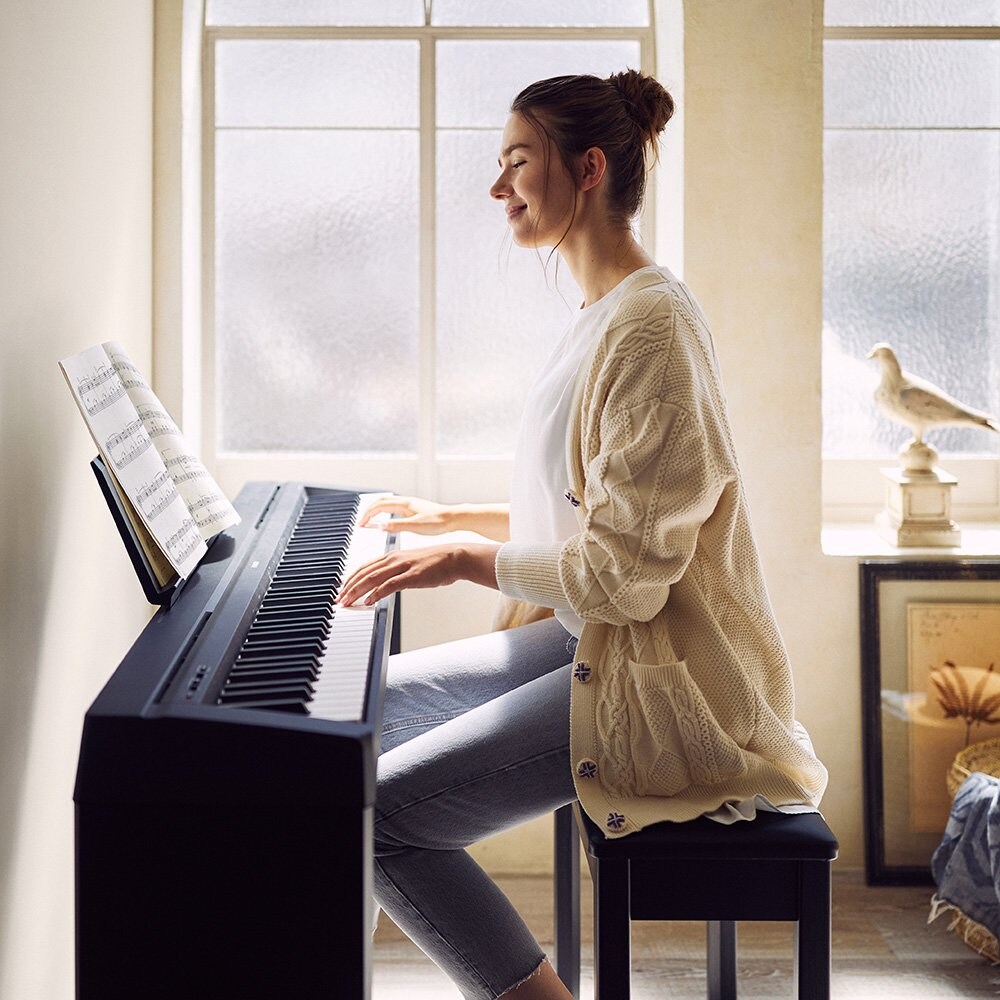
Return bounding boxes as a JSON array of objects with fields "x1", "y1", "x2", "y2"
[{"x1": 947, "y1": 737, "x2": 1000, "y2": 798}]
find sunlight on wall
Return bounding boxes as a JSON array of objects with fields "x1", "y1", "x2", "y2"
[{"x1": 0, "y1": 4, "x2": 154, "y2": 999}]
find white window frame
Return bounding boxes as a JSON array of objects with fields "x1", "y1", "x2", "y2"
[
  {"x1": 154, "y1": 1, "x2": 669, "y2": 504},
  {"x1": 822, "y1": 20, "x2": 1000, "y2": 525}
]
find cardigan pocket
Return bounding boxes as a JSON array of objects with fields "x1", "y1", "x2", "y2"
[{"x1": 626, "y1": 659, "x2": 748, "y2": 797}]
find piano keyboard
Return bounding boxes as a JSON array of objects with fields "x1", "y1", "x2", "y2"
[{"x1": 217, "y1": 491, "x2": 389, "y2": 721}]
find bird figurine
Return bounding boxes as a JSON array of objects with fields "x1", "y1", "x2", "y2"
[{"x1": 867, "y1": 342, "x2": 998, "y2": 472}]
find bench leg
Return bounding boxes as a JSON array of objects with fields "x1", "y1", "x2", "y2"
[
  {"x1": 794, "y1": 861, "x2": 832, "y2": 1000},
  {"x1": 593, "y1": 856, "x2": 630, "y2": 1000},
  {"x1": 553, "y1": 805, "x2": 580, "y2": 998},
  {"x1": 707, "y1": 920, "x2": 737, "y2": 1000}
]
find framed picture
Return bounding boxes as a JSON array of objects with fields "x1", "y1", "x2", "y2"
[{"x1": 860, "y1": 559, "x2": 1000, "y2": 885}]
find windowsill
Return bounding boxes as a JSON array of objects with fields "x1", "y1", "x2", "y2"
[{"x1": 822, "y1": 522, "x2": 1000, "y2": 559}]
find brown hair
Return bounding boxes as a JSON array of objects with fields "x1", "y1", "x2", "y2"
[{"x1": 510, "y1": 69, "x2": 674, "y2": 227}]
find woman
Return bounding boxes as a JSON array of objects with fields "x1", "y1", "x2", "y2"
[{"x1": 337, "y1": 70, "x2": 827, "y2": 1000}]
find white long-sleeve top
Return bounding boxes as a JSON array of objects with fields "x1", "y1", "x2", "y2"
[{"x1": 509, "y1": 268, "x2": 657, "y2": 638}]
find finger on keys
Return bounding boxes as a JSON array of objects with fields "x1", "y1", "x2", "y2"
[
  {"x1": 337, "y1": 555, "x2": 386, "y2": 607},
  {"x1": 357, "y1": 497, "x2": 410, "y2": 528}
]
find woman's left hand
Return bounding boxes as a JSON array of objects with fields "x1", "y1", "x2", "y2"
[{"x1": 336, "y1": 542, "x2": 500, "y2": 607}]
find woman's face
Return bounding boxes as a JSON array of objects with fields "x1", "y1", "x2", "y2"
[{"x1": 490, "y1": 112, "x2": 577, "y2": 249}]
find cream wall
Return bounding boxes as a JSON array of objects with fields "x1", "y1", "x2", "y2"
[
  {"x1": 0, "y1": 2, "x2": 865, "y2": 998},
  {"x1": 682, "y1": 0, "x2": 861, "y2": 851},
  {"x1": 0, "y1": 3, "x2": 154, "y2": 999},
  {"x1": 681, "y1": 0, "x2": 861, "y2": 864}
]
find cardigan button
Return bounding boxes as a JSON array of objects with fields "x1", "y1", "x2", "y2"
[
  {"x1": 576, "y1": 759, "x2": 598, "y2": 780},
  {"x1": 563, "y1": 489, "x2": 581, "y2": 508},
  {"x1": 606, "y1": 811, "x2": 627, "y2": 832},
  {"x1": 573, "y1": 661, "x2": 591, "y2": 683}
]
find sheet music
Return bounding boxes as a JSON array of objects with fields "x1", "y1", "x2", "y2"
[{"x1": 60, "y1": 342, "x2": 240, "y2": 580}]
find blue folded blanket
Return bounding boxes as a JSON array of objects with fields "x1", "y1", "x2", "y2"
[{"x1": 931, "y1": 770, "x2": 1000, "y2": 961}]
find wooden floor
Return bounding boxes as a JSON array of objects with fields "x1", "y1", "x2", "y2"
[{"x1": 372, "y1": 869, "x2": 1000, "y2": 998}]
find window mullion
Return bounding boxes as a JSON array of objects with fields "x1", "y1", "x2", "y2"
[
  {"x1": 418, "y1": 34, "x2": 437, "y2": 498},
  {"x1": 201, "y1": 34, "x2": 219, "y2": 475}
]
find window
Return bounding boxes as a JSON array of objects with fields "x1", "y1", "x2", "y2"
[
  {"x1": 197, "y1": 1, "x2": 655, "y2": 500},
  {"x1": 823, "y1": 1, "x2": 1000, "y2": 520}
]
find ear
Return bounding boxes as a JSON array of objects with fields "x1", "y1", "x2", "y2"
[{"x1": 576, "y1": 147, "x2": 607, "y2": 192}]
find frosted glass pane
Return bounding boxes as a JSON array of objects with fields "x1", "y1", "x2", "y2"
[
  {"x1": 438, "y1": 40, "x2": 642, "y2": 128},
  {"x1": 433, "y1": 0, "x2": 649, "y2": 26},
  {"x1": 823, "y1": 131, "x2": 1000, "y2": 458},
  {"x1": 216, "y1": 131, "x2": 419, "y2": 452},
  {"x1": 436, "y1": 130, "x2": 585, "y2": 455},
  {"x1": 825, "y1": 41, "x2": 1000, "y2": 127},
  {"x1": 216, "y1": 40, "x2": 419, "y2": 127},
  {"x1": 825, "y1": 0, "x2": 1000, "y2": 25},
  {"x1": 207, "y1": 0, "x2": 424, "y2": 26}
]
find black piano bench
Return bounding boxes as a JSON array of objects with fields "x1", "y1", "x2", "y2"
[{"x1": 552, "y1": 802, "x2": 839, "y2": 999}]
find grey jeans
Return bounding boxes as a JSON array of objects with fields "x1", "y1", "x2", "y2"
[{"x1": 373, "y1": 616, "x2": 578, "y2": 999}]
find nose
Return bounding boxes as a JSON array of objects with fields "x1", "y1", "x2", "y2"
[{"x1": 490, "y1": 169, "x2": 510, "y2": 201}]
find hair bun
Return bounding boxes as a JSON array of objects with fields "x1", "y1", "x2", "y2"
[
  {"x1": 510, "y1": 69, "x2": 674, "y2": 221},
  {"x1": 608, "y1": 69, "x2": 675, "y2": 140}
]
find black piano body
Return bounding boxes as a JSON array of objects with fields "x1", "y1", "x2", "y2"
[{"x1": 74, "y1": 481, "x2": 396, "y2": 1000}]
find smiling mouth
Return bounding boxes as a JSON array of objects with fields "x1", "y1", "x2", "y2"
[{"x1": 506, "y1": 205, "x2": 526, "y2": 219}]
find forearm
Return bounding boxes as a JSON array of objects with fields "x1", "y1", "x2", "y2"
[
  {"x1": 449, "y1": 503, "x2": 511, "y2": 542},
  {"x1": 457, "y1": 542, "x2": 501, "y2": 589}
]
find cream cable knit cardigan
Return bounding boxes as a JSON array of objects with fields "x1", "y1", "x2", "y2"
[{"x1": 494, "y1": 269, "x2": 828, "y2": 838}]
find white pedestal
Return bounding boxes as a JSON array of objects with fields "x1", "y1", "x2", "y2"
[{"x1": 876, "y1": 466, "x2": 961, "y2": 547}]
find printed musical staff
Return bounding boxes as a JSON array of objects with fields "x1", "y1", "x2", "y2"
[
  {"x1": 166, "y1": 517, "x2": 204, "y2": 567},
  {"x1": 136, "y1": 470, "x2": 180, "y2": 522},
  {"x1": 186, "y1": 493, "x2": 238, "y2": 531},
  {"x1": 164, "y1": 454, "x2": 208, "y2": 485},
  {"x1": 135, "y1": 403, "x2": 179, "y2": 440},
  {"x1": 105, "y1": 418, "x2": 153, "y2": 470},
  {"x1": 108, "y1": 352, "x2": 146, "y2": 390},
  {"x1": 76, "y1": 364, "x2": 127, "y2": 416}
]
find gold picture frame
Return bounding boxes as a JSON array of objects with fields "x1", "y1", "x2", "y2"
[{"x1": 860, "y1": 560, "x2": 1000, "y2": 885}]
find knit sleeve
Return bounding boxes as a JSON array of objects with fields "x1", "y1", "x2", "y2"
[
  {"x1": 497, "y1": 293, "x2": 736, "y2": 625},
  {"x1": 566, "y1": 402, "x2": 731, "y2": 624}
]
